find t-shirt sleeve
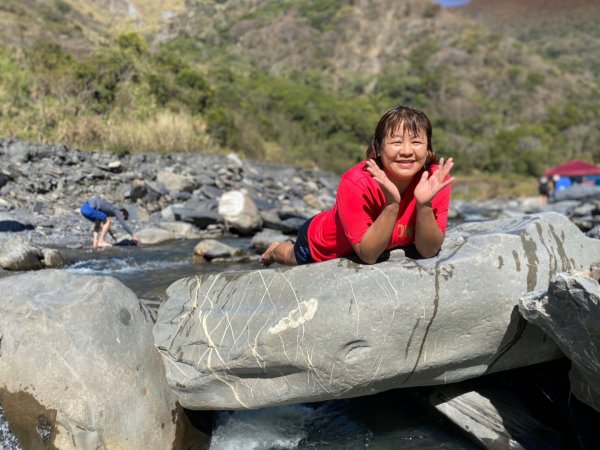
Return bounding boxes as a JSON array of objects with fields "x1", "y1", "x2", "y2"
[
  {"x1": 431, "y1": 182, "x2": 452, "y2": 233},
  {"x1": 335, "y1": 176, "x2": 381, "y2": 245}
]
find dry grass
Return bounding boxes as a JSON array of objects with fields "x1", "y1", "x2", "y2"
[
  {"x1": 52, "y1": 110, "x2": 216, "y2": 153},
  {"x1": 452, "y1": 171, "x2": 538, "y2": 200}
]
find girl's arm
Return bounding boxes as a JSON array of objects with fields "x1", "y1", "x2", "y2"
[
  {"x1": 351, "y1": 202, "x2": 399, "y2": 264},
  {"x1": 350, "y1": 159, "x2": 401, "y2": 264},
  {"x1": 414, "y1": 203, "x2": 446, "y2": 258},
  {"x1": 413, "y1": 158, "x2": 454, "y2": 258}
]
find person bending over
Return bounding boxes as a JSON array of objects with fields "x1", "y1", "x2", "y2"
[
  {"x1": 260, "y1": 105, "x2": 454, "y2": 266},
  {"x1": 80, "y1": 197, "x2": 141, "y2": 249}
]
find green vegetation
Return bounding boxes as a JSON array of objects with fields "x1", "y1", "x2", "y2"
[{"x1": 0, "y1": 0, "x2": 599, "y2": 197}]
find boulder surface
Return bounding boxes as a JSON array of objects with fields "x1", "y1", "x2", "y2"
[
  {"x1": 520, "y1": 268, "x2": 600, "y2": 413},
  {"x1": 0, "y1": 270, "x2": 207, "y2": 449},
  {"x1": 154, "y1": 213, "x2": 600, "y2": 409}
]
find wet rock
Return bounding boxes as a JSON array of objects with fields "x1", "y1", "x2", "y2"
[
  {"x1": 0, "y1": 220, "x2": 33, "y2": 232},
  {"x1": 193, "y1": 239, "x2": 240, "y2": 261},
  {"x1": 40, "y1": 248, "x2": 66, "y2": 268},
  {"x1": 136, "y1": 227, "x2": 178, "y2": 245}
]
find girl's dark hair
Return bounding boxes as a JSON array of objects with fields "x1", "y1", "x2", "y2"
[{"x1": 366, "y1": 105, "x2": 436, "y2": 168}]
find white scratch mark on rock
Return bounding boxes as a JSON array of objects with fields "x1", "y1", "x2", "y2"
[
  {"x1": 369, "y1": 267, "x2": 401, "y2": 382},
  {"x1": 268, "y1": 298, "x2": 318, "y2": 335}
]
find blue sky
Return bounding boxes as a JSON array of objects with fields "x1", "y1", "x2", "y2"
[{"x1": 436, "y1": 0, "x2": 471, "y2": 7}]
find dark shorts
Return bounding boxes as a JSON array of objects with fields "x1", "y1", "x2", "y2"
[
  {"x1": 80, "y1": 203, "x2": 107, "y2": 223},
  {"x1": 294, "y1": 217, "x2": 315, "y2": 265}
]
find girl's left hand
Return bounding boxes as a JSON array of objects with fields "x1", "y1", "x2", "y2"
[{"x1": 414, "y1": 157, "x2": 455, "y2": 206}]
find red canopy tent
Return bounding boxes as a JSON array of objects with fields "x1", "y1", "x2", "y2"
[{"x1": 545, "y1": 160, "x2": 600, "y2": 177}]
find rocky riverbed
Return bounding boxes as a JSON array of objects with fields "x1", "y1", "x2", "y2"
[{"x1": 1, "y1": 137, "x2": 599, "y2": 261}]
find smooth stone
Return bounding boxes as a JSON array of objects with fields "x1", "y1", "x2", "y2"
[
  {"x1": 519, "y1": 269, "x2": 600, "y2": 413},
  {"x1": 154, "y1": 212, "x2": 599, "y2": 410},
  {"x1": 0, "y1": 270, "x2": 207, "y2": 449}
]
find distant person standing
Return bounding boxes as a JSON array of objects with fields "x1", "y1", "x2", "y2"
[
  {"x1": 538, "y1": 176, "x2": 550, "y2": 205},
  {"x1": 80, "y1": 198, "x2": 140, "y2": 249}
]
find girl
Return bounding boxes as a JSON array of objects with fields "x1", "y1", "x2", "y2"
[{"x1": 260, "y1": 105, "x2": 454, "y2": 266}]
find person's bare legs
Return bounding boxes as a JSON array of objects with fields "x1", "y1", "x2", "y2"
[
  {"x1": 259, "y1": 242, "x2": 297, "y2": 267},
  {"x1": 92, "y1": 222, "x2": 101, "y2": 249},
  {"x1": 97, "y1": 219, "x2": 113, "y2": 248}
]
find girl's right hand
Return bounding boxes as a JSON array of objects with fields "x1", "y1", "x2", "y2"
[{"x1": 365, "y1": 159, "x2": 401, "y2": 205}]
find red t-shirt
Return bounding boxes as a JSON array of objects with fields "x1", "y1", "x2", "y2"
[{"x1": 307, "y1": 161, "x2": 451, "y2": 262}]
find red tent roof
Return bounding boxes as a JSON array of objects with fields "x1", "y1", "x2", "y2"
[{"x1": 545, "y1": 159, "x2": 600, "y2": 177}]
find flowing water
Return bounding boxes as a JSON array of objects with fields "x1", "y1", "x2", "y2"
[
  {"x1": 62, "y1": 241, "x2": 476, "y2": 448},
  {"x1": 1, "y1": 240, "x2": 593, "y2": 449}
]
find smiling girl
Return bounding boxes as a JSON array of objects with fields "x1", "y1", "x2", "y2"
[{"x1": 260, "y1": 105, "x2": 454, "y2": 266}]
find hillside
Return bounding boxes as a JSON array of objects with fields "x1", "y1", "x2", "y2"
[
  {"x1": 457, "y1": 0, "x2": 600, "y2": 81},
  {"x1": 0, "y1": 0, "x2": 598, "y2": 180},
  {"x1": 0, "y1": 0, "x2": 184, "y2": 53},
  {"x1": 459, "y1": 0, "x2": 600, "y2": 21}
]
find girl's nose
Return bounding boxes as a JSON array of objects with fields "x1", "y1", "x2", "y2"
[{"x1": 397, "y1": 142, "x2": 412, "y2": 155}]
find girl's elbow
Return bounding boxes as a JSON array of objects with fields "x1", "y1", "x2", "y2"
[
  {"x1": 359, "y1": 255, "x2": 378, "y2": 265},
  {"x1": 416, "y1": 243, "x2": 442, "y2": 259},
  {"x1": 354, "y1": 248, "x2": 379, "y2": 264},
  {"x1": 420, "y1": 249, "x2": 440, "y2": 259}
]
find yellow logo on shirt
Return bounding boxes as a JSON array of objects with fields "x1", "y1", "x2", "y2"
[{"x1": 396, "y1": 223, "x2": 414, "y2": 241}]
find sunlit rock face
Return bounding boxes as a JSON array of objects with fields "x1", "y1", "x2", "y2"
[
  {"x1": 154, "y1": 212, "x2": 600, "y2": 410},
  {"x1": 0, "y1": 270, "x2": 203, "y2": 449}
]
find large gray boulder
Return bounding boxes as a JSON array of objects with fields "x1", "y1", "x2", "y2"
[
  {"x1": 519, "y1": 268, "x2": 600, "y2": 413},
  {"x1": 0, "y1": 270, "x2": 207, "y2": 449},
  {"x1": 154, "y1": 213, "x2": 600, "y2": 410}
]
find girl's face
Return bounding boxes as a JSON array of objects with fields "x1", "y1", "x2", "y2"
[{"x1": 380, "y1": 124, "x2": 428, "y2": 183}]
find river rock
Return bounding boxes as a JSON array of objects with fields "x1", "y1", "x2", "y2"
[
  {"x1": 0, "y1": 235, "x2": 42, "y2": 270},
  {"x1": 157, "y1": 171, "x2": 198, "y2": 193},
  {"x1": 193, "y1": 239, "x2": 240, "y2": 261},
  {"x1": 0, "y1": 270, "x2": 207, "y2": 449},
  {"x1": 40, "y1": 247, "x2": 66, "y2": 268},
  {"x1": 218, "y1": 190, "x2": 263, "y2": 235},
  {"x1": 421, "y1": 383, "x2": 565, "y2": 449},
  {"x1": 136, "y1": 227, "x2": 178, "y2": 245},
  {"x1": 251, "y1": 228, "x2": 290, "y2": 253},
  {"x1": 153, "y1": 212, "x2": 600, "y2": 410},
  {"x1": 160, "y1": 221, "x2": 204, "y2": 240},
  {"x1": 519, "y1": 269, "x2": 600, "y2": 413}
]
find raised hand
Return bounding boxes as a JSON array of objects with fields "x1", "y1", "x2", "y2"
[
  {"x1": 365, "y1": 159, "x2": 401, "y2": 205},
  {"x1": 414, "y1": 157, "x2": 455, "y2": 206}
]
